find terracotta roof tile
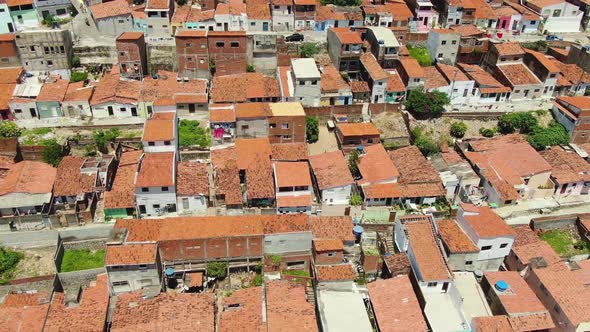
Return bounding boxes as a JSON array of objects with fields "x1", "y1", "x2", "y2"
[
  {"x1": 90, "y1": 0, "x2": 131, "y2": 19},
  {"x1": 246, "y1": 2, "x2": 271, "y2": 19},
  {"x1": 438, "y1": 219, "x2": 479, "y2": 253},
  {"x1": 219, "y1": 287, "x2": 265, "y2": 332},
  {"x1": 235, "y1": 102, "x2": 271, "y2": 119},
  {"x1": 313, "y1": 238, "x2": 344, "y2": 252},
  {"x1": 524, "y1": 49, "x2": 559, "y2": 73},
  {"x1": 542, "y1": 147, "x2": 590, "y2": 184},
  {"x1": 389, "y1": 146, "x2": 442, "y2": 184},
  {"x1": 363, "y1": 182, "x2": 401, "y2": 199},
  {"x1": 497, "y1": 63, "x2": 542, "y2": 86},
  {"x1": 142, "y1": 112, "x2": 175, "y2": 142},
  {"x1": 367, "y1": 276, "x2": 428, "y2": 332},
  {"x1": 383, "y1": 252, "x2": 411, "y2": 276},
  {"x1": 210, "y1": 107, "x2": 236, "y2": 123},
  {"x1": 461, "y1": 203, "x2": 516, "y2": 238},
  {"x1": 105, "y1": 243, "x2": 157, "y2": 265},
  {"x1": 90, "y1": 73, "x2": 141, "y2": 106},
  {"x1": 236, "y1": 138, "x2": 275, "y2": 200},
  {"x1": 399, "y1": 58, "x2": 425, "y2": 78},
  {"x1": 266, "y1": 280, "x2": 318, "y2": 332},
  {"x1": 450, "y1": 24, "x2": 484, "y2": 37},
  {"x1": 211, "y1": 147, "x2": 242, "y2": 205},
  {"x1": 37, "y1": 79, "x2": 68, "y2": 102},
  {"x1": 424, "y1": 66, "x2": 449, "y2": 90},
  {"x1": 315, "y1": 263, "x2": 356, "y2": 281},
  {"x1": 141, "y1": 71, "x2": 206, "y2": 102},
  {"x1": 437, "y1": 63, "x2": 470, "y2": 81},
  {"x1": 146, "y1": 0, "x2": 169, "y2": 10},
  {"x1": 309, "y1": 150, "x2": 354, "y2": 190},
  {"x1": 472, "y1": 316, "x2": 515, "y2": 332},
  {"x1": 494, "y1": 42, "x2": 524, "y2": 56},
  {"x1": 0, "y1": 161, "x2": 56, "y2": 196},
  {"x1": 357, "y1": 144, "x2": 399, "y2": 185},
  {"x1": 104, "y1": 150, "x2": 142, "y2": 209},
  {"x1": 337, "y1": 122, "x2": 380, "y2": 137},
  {"x1": 350, "y1": 80, "x2": 370, "y2": 93},
  {"x1": 405, "y1": 220, "x2": 451, "y2": 281},
  {"x1": 270, "y1": 143, "x2": 308, "y2": 161},
  {"x1": 458, "y1": 63, "x2": 511, "y2": 94},
  {"x1": 261, "y1": 214, "x2": 310, "y2": 234},
  {"x1": 176, "y1": 162, "x2": 209, "y2": 196},
  {"x1": 386, "y1": 71, "x2": 406, "y2": 92},
  {"x1": 330, "y1": 27, "x2": 362, "y2": 44},
  {"x1": 310, "y1": 216, "x2": 354, "y2": 242},
  {"x1": 360, "y1": 53, "x2": 389, "y2": 81},
  {"x1": 53, "y1": 156, "x2": 97, "y2": 196},
  {"x1": 273, "y1": 161, "x2": 311, "y2": 187},
  {"x1": 550, "y1": 60, "x2": 590, "y2": 85},
  {"x1": 556, "y1": 95, "x2": 590, "y2": 110},
  {"x1": 211, "y1": 73, "x2": 280, "y2": 103},
  {"x1": 44, "y1": 274, "x2": 109, "y2": 332},
  {"x1": 0, "y1": 67, "x2": 23, "y2": 84},
  {"x1": 320, "y1": 65, "x2": 350, "y2": 93},
  {"x1": 135, "y1": 152, "x2": 175, "y2": 187},
  {"x1": 111, "y1": 292, "x2": 214, "y2": 332},
  {"x1": 64, "y1": 82, "x2": 93, "y2": 102},
  {"x1": 276, "y1": 194, "x2": 312, "y2": 207}
]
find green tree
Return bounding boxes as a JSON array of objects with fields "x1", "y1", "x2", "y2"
[
  {"x1": 413, "y1": 128, "x2": 440, "y2": 156},
  {"x1": 178, "y1": 120, "x2": 211, "y2": 148},
  {"x1": 70, "y1": 71, "x2": 88, "y2": 83},
  {"x1": 450, "y1": 121, "x2": 467, "y2": 138},
  {"x1": 246, "y1": 64, "x2": 255, "y2": 72},
  {"x1": 93, "y1": 128, "x2": 120, "y2": 153},
  {"x1": 0, "y1": 247, "x2": 23, "y2": 275},
  {"x1": 406, "y1": 45, "x2": 432, "y2": 66},
  {"x1": 306, "y1": 116, "x2": 319, "y2": 143},
  {"x1": 527, "y1": 121, "x2": 570, "y2": 150},
  {"x1": 497, "y1": 112, "x2": 538, "y2": 134},
  {"x1": 207, "y1": 261, "x2": 228, "y2": 279},
  {"x1": 0, "y1": 121, "x2": 21, "y2": 138},
  {"x1": 41, "y1": 139, "x2": 63, "y2": 167},
  {"x1": 300, "y1": 42, "x2": 320, "y2": 58},
  {"x1": 404, "y1": 89, "x2": 449, "y2": 117},
  {"x1": 349, "y1": 194, "x2": 362, "y2": 206},
  {"x1": 71, "y1": 55, "x2": 81, "y2": 67},
  {"x1": 479, "y1": 127, "x2": 495, "y2": 138},
  {"x1": 348, "y1": 149, "x2": 360, "y2": 178},
  {"x1": 521, "y1": 40, "x2": 548, "y2": 52}
]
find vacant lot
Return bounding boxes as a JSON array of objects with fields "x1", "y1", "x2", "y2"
[
  {"x1": 11, "y1": 247, "x2": 57, "y2": 280},
  {"x1": 60, "y1": 249, "x2": 105, "y2": 272},
  {"x1": 540, "y1": 228, "x2": 590, "y2": 257},
  {"x1": 308, "y1": 126, "x2": 339, "y2": 156}
]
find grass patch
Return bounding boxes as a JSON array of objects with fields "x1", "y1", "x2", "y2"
[
  {"x1": 178, "y1": 120, "x2": 211, "y2": 148},
  {"x1": 281, "y1": 269, "x2": 310, "y2": 277},
  {"x1": 60, "y1": 249, "x2": 105, "y2": 272},
  {"x1": 0, "y1": 247, "x2": 24, "y2": 284},
  {"x1": 407, "y1": 45, "x2": 432, "y2": 66},
  {"x1": 539, "y1": 230, "x2": 590, "y2": 256}
]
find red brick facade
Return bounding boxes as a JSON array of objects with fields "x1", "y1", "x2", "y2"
[
  {"x1": 207, "y1": 31, "x2": 248, "y2": 76},
  {"x1": 267, "y1": 115, "x2": 306, "y2": 143},
  {"x1": 176, "y1": 32, "x2": 210, "y2": 80},
  {"x1": 158, "y1": 236, "x2": 264, "y2": 262},
  {"x1": 116, "y1": 33, "x2": 147, "y2": 80}
]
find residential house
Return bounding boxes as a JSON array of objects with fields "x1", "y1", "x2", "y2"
[
  {"x1": 271, "y1": 0, "x2": 294, "y2": 31},
  {"x1": 405, "y1": 0, "x2": 439, "y2": 32},
  {"x1": 270, "y1": 142, "x2": 308, "y2": 162},
  {"x1": 314, "y1": 5, "x2": 363, "y2": 31},
  {"x1": 142, "y1": 111, "x2": 177, "y2": 151},
  {"x1": 176, "y1": 162, "x2": 209, "y2": 214},
  {"x1": 355, "y1": 144, "x2": 400, "y2": 206},
  {"x1": 424, "y1": 65, "x2": 451, "y2": 95},
  {"x1": 235, "y1": 102, "x2": 269, "y2": 138},
  {"x1": 90, "y1": 73, "x2": 142, "y2": 118},
  {"x1": 35, "y1": 78, "x2": 68, "y2": 119},
  {"x1": 365, "y1": 26, "x2": 400, "y2": 68},
  {"x1": 208, "y1": 31, "x2": 248, "y2": 76},
  {"x1": 430, "y1": 145, "x2": 480, "y2": 203},
  {"x1": 235, "y1": 138, "x2": 275, "y2": 207},
  {"x1": 494, "y1": 63, "x2": 544, "y2": 100},
  {"x1": 482, "y1": 42, "x2": 525, "y2": 70},
  {"x1": 385, "y1": 70, "x2": 406, "y2": 103},
  {"x1": 131, "y1": 4, "x2": 148, "y2": 34},
  {"x1": 427, "y1": 28, "x2": 460, "y2": 64},
  {"x1": 552, "y1": 96, "x2": 590, "y2": 144},
  {"x1": 35, "y1": 0, "x2": 70, "y2": 19},
  {"x1": 61, "y1": 81, "x2": 94, "y2": 118},
  {"x1": 361, "y1": 4, "x2": 392, "y2": 28},
  {"x1": 135, "y1": 152, "x2": 177, "y2": 217},
  {"x1": 104, "y1": 150, "x2": 143, "y2": 220},
  {"x1": 53, "y1": 156, "x2": 99, "y2": 225},
  {"x1": 350, "y1": 80, "x2": 371, "y2": 103},
  {"x1": 541, "y1": 146, "x2": 590, "y2": 197},
  {"x1": 215, "y1": 0, "x2": 247, "y2": 32},
  {"x1": 0, "y1": 34, "x2": 19, "y2": 68},
  {"x1": 504, "y1": 0, "x2": 542, "y2": 33},
  {"x1": 359, "y1": 52, "x2": 389, "y2": 104},
  {"x1": 523, "y1": 49, "x2": 559, "y2": 98},
  {"x1": 6, "y1": 0, "x2": 39, "y2": 31},
  {"x1": 0, "y1": 291, "x2": 51, "y2": 332},
  {"x1": 397, "y1": 58, "x2": 426, "y2": 95},
  {"x1": 185, "y1": 7, "x2": 217, "y2": 31},
  {"x1": 267, "y1": 102, "x2": 306, "y2": 143},
  {"x1": 9, "y1": 82, "x2": 40, "y2": 120},
  {"x1": 105, "y1": 242, "x2": 161, "y2": 294},
  {"x1": 335, "y1": 122, "x2": 381, "y2": 153},
  {"x1": 0, "y1": 161, "x2": 56, "y2": 223},
  {"x1": 273, "y1": 161, "x2": 312, "y2": 214},
  {"x1": 247, "y1": 33, "x2": 278, "y2": 74},
  {"x1": 450, "y1": 24, "x2": 489, "y2": 64},
  {"x1": 175, "y1": 30, "x2": 210, "y2": 80},
  {"x1": 458, "y1": 63, "x2": 511, "y2": 104},
  {"x1": 550, "y1": 58, "x2": 590, "y2": 96},
  {"x1": 437, "y1": 63, "x2": 476, "y2": 105},
  {"x1": 247, "y1": 0, "x2": 272, "y2": 31},
  {"x1": 494, "y1": 6, "x2": 521, "y2": 32},
  {"x1": 290, "y1": 58, "x2": 321, "y2": 106},
  {"x1": 438, "y1": 0, "x2": 475, "y2": 26},
  {"x1": 210, "y1": 104, "x2": 236, "y2": 144},
  {"x1": 437, "y1": 219, "x2": 481, "y2": 271},
  {"x1": 145, "y1": 0, "x2": 173, "y2": 38},
  {"x1": 211, "y1": 72, "x2": 280, "y2": 103},
  {"x1": 470, "y1": 0, "x2": 499, "y2": 29},
  {"x1": 319, "y1": 64, "x2": 352, "y2": 106},
  {"x1": 461, "y1": 134, "x2": 553, "y2": 205},
  {"x1": 524, "y1": 0, "x2": 583, "y2": 33},
  {"x1": 211, "y1": 147, "x2": 243, "y2": 208},
  {"x1": 116, "y1": 32, "x2": 147, "y2": 81},
  {"x1": 89, "y1": 0, "x2": 134, "y2": 37},
  {"x1": 313, "y1": 238, "x2": 344, "y2": 265},
  {"x1": 327, "y1": 28, "x2": 362, "y2": 78},
  {"x1": 0, "y1": 67, "x2": 24, "y2": 120},
  {"x1": 367, "y1": 276, "x2": 429, "y2": 332},
  {"x1": 14, "y1": 29, "x2": 72, "y2": 78},
  {"x1": 262, "y1": 214, "x2": 312, "y2": 270},
  {"x1": 293, "y1": 0, "x2": 315, "y2": 30},
  {"x1": 309, "y1": 150, "x2": 354, "y2": 206},
  {"x1": 139, "y1": 70, "x2": 207, "y2": 117}
]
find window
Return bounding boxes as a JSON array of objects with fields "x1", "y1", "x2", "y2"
[
  {"x1": 269, "y1": 123, "x2": 276, "y2": 128},
  {"x1": 118, "y1": 19, "x2": 125, "y2": 23},
  {"x1": 552, "y1": 9, "x2": 561, "y2": 17},
  {"x1": 514, "y1": 90, "x2": 520, "y2": 93},
  {"x1": 281, "y1": 123, "x2": 289, "y2": 129},
  {"x1": 56, "y1": 8, "x2": 66, "y2": 15},
  {"x1": 44, "y1": 46, "x2": 50, "y2": 55},
  {"x1": 427, "y1": 282, "x2": 438, "y2": 287},
  {"x1": 141, "y1": 187, "x2": 149, "y2": 192},
  {"x1": 274, "y1": 5, "x2": 279, "y2": 9},
  {"x1": 112, "y1": 281, "x2": 129, "y2": 287},
  {"x1": 530, "y1": 20, "x2": 536, "y2": 24},
  {"x1": 481, "y1": 245, "x2": 492, "y2": 251},
  {"x1": 161, "y1": 186, "x2": 169, "y2": 192},
  {"x1": 139, "y1": 205, "x2": 146, "y2": 214},
  {"x1": 139, "y1": 264, "x2": 148, "y2": 270},
  {"x1": 250, "y1": 22, "x2": 256, "y2": 26},
  {"x1": 500, "y1": 243, "x2": 508, "y2": 248},
  {"x1": 30, "y1": 46, "x2": 35, "y2": 52},
  {"x1": 241, "y1": 125, "x2": 249, "y2": 130},
  {"x1": 465, "y1": 260, "x2": 473, "y2": 265},
  {"x1": 451, "y1": 40, "x2": 457, "y2": 45},
  {"x1": 47, "y1": 60, "x2": 53, "y2": 66},
  {"x1": 311, "y1": 80, "x2": 317, "y2": 85},
  {"x1": 438, "y1": 53, "x2": 443, "y2": 58},
  {"x1": 441, "y1": 40, "x2": 447, "y2": 45},
  {"x1": 216, "y1": 41, "x2": 225, "y2": 47},
  {"x1": 299, "y1": 80, "x2": 305, "y2": 85},
  {"x1": 148, "y1": 142, "x2": 155, "y2": 146},
  {"x1": 230, "y1": 42, "x2": 239, "y2": 48},
  {"x1": 413, "y1": 78, "x2": 420, "y2": 83},
  {"x1": 327, "y1": 252, "x2": 335, "y2": 257},
  {"x1": 153, "y1": 204, "x2": 160, "y2": 209},
  {"x1": 182, "y1": 198, "x2": 189, "y2": 210},
  {"x1": 534, "y1": 89, "x2": 540, "y2": 92},
  {"x1": 14, "y1": 109, "x2": 22, "y2": 113},
  {"x1": 549, "y1": 73, "x2": 556, "y2": 78},
  {"x1": 164, "y1": 140, "x2": 171, "y2": 145}
]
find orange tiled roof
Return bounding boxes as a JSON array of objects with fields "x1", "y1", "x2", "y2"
[
  {"x1": 313, "y1": 238, "x2": 344, "y2": 252},
  {"x1": 146, "y1": 0, "x2": 169, "y2": 10},
  {"x1": 337, "y1": 122, "x2": 380, "y2": 137},
  {"x1": 497, "y1": 63, "x2": 542, "y2": 86},
  {"x1": 494, "y1": 42, "x2": 525, "y2": 56},
  {"x1": 309, "y1": 150, "x2": 354, "y2": 190},
  {"x1": 246, "y1": 2, "x2": 271, "y2": 19},
  {"x1": 270, "y1": 143, "x2": 308, "y2": 161},
  {"x1": 556, "y1": 95, "x2": 590, "y2": 110},
  {"x1": 211, "y1": 147, "x2": 242, "y2": 205},
  {"x1": 320, "y1": 65, "x2": 350, "y2": 93},
  {"x1": 37, "y1": 79, "x2": 69, "y2": 102},
  {"x1": 176, "y1": 162, "x2": 209, "y2": 196},
  {"x1": 142, "y1": 112, "x2": 175, "y2": 141},
  {"x1": 276, "y1": 194, "x2": 312, "y2": 207},
  {"x1": 236, "y1": 138, "x2": 275, "y2": 200},
  {"x1": 315, "y1": 264, "x2": 356, "y2": 281},
  {"x1": 438, "y1": 219, "x2": 479, "y2": 253},
  {"x1": 437, "y1": 63, "x2": 470, "y2": 82},
  {"x1": 472, "y1": 316, "x2": 515, "y2": 332},
  {"x1": 235, "y1": 102, "x2": 271, "y2": 119},
  {"x1": 330, "y1": 27, "x2": 362, "y2": 44},
  {"x1": 424, "y1": 66, "x2": 449, "y2": 90},
  {"x1": 461, "y1": 203, "x2": 516, "y2": 238},
  {"x1": 274, "y1": 161, "x2": 311, "y2": 187},
  {"x1": 53, "y1": 156, "x2": 96, "y2": 197},
  {"x1": 219, "y1": 287, "x2": 265, "y2": 332},
  {"x1": 542, "y1": 147, "x2": 590, "y2": 184},
  {"x1": 350, "y1": 80, "x2": 370, "y2": 93},
  {"x1": 0, "y1": 161, "x2": 56, "y2": 196},
  {"x1": 357, "y1": 144, "x2": 399, "y2": 185},
  {"x1": 111, "y1": 292, "x2": 215, "y2": 332},
  {"x1": 266, "y1": 280, "x2": 318, "y2": 332},
  {"x1": 450, "y1": 24, "x2": 484, "y2": 37},
  {"x1": 90, "y1": 0, "x2": 131, "y2": 19},
  {"x1": 135, "y1": 152, "x2": 175, "y2": 187},
  {"x1": 389, "y1": 146, "x2": 442, "y2": 184},
  {"x1": 458, "y1": 63, "x2": 511, "y2": 94},
  {"x1": 360, "y1": 53, "x2": 389, "y2": 81},
  {"x1": 211, "y1": 73, "x2": 280, "y2": 103},
  {"x1": 310, "y1": 216, "x2": 354, "y2": 242},
  {"x1": 90, "y1": 73, "x2": 141, "y2": 106},
  {"x1": 64, "y1": 82, "x2": 93, "y2": 102},
  {"x1": 525, "y1": 49, "x2": 560, "y2": 73},
  {"x1": 363, "y1": 183, "x2": 401, "y2": 199},
  {"x1": 104, "y1": 150, "x2": 142, "y2": 209},
  {"x1": 399, "y1": 58, "x2": 425, "y2": 78},
  {"x1": 386, "y1": 71, "x2": 406, "y2": 92},
  {"x1": 261, "y1": 214, "x2": 311, "y2": 234},
  {"x1": 117, "y1": 32, "x2": 144, "y2": 41},
  {"x1": 367, "y1": 276, "x2": 429, "y2": 332},
  {"x1": 0, "y1": 67, "x2": 23, "y2": 84},
  {"x1": 405, "y1": 220, "x2": 452, "y2": 281},
  {"x1": 105, "y1": 243, "x2": 157, "y2": 265},
  {"x1": 0, "y1": 295, "x2": 49, "y2": 332}
]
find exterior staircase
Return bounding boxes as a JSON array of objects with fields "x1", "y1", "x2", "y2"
[{"x1": 305, "y1": 283, "x2": 315, "y2": 304}]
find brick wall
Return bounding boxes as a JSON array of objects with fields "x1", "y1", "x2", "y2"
[
  {"x1": 268, "y1": 115, "x2": 306, "y2": 143},
  {"x1": 176, "y1": 35, "x2": 209, "y2": 76},
  {"x1": 158, "y1": 236, "x2": 264, "y2": 262},
  {"x1": 368, "y1": 103, "x2": 401, "y2": 115},
  {"x1": 208, "y1": 34, "x2": 248, "y2": 76},
  {"x1": 314, "y1": 250, "x2": 343, "y2": 265},
  {"x1": 530, "y1": 214, "x2": 587, "y2": 231}
]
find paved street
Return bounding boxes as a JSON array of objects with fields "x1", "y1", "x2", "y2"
[{"x1": 0, "y1": 223, "x2": 114, "y2": 249}]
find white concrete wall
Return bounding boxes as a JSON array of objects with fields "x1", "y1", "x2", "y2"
[
  {"x1": 320, "y1": 184, "x2": 352, "y2": 205},
  {"x1": 294, "y1": 77, "x2": 321, "y2": 107},
  {"x1": 177, "y1": 195, "x2": 207, "y2": 213},
  {"x1": 540, "y1": 2, "x2": 583, "y2": 33},
  {"x1": 371, "y1": 78, "x2": 388, "y2": 103},
  {"x1": 95, "y1": 15, "x2": 134, "y2": 37},
  {"x1": 142, "y1": 139, "x2": 177, "y2": 153},
  {"x1": 272, "y1": 6, "x2": 294, "y2": 31},
  {"x1": 92, "y1": 102, "x2": 140, "y2": 118},
  {"x1": 9, "y1": 100, "x2": 38, "y2": 120},
  {"x1": 136, "y1": 188, "x2": 177, "y2": 217},
  {"x1": 62, "y1": 100, "x2": 92, "y2": 118},
  {"x1": 263, "y1": 231, "x2": 312, "y2": 254}
]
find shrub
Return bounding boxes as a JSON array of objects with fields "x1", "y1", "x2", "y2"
[
  {"x1": 413, "y1": 128, "x2": 440, "y2": 156},
  {"x1": 270, "y1": 255, "x2": 281, "y2": 266},
  {"x1": 207, "y1": 261, "x2": 228, "y2": 278},
  {"x1": 71, "y1": 55, "x2": 81, "y2": 68},
  {"x1": 70, "y1": 71, "x2": 88, "y2": 83},
  {"x1": 41, "y1": 139, "x2": 63, "y2": 167},
  {"x1": 349, "y1": 194, "x2": 362, "y2": 206},
  {"x1": 300, "y1": 43, "x2": 320, "y2": 58},
  {"x1": 527, "y1": 121, "x2": 570, "y2": 150},
  {"x1": 450, "y1": 121, "x2": 467, "y2": 138},
  {"x1": 0, "y1": 247, "x2": 23, "y2": 276},
  {"x1": 497, "y1": 112, "x2": 538, "y2": 134},
  {"x1": 252, "y1": 274, "x2": 263, "y2": 286},
  {"x1": 246, "y1": 64, "x2": 255, "y2": 72},
  {"x1": 93, "y1": 128, "x2": 120, "y2": 153},
  {"x1": 348, "y1": 149, "x2": 360, "y2": 178},
  {"x1": 306, "y1": 116, "x2": 319, "y2": 143},
  {"x1": 479, "y1": 127, "x2": 495, "y2": 138},
  {"x1": 0, "y1": 121, "x2": 21, "y2": 138}
]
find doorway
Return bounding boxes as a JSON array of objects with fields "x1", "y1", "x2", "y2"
[
  {"x1": 107, "y1": 106, "x2": 114, "y2": 116},
  {"x1": 189, "y1": 103, "x2": 195, "y2": 113}
]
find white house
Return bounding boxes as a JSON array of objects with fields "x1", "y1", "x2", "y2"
[
  {"x1": 214, "y1": 0, "x2": 247, "y2": 31},
  {"x1": 141, "y1": 111, "x2": 178, "y2": 155},
  {"x1": 89, "y1": 0, "x2": 134, "y2": 37},
  {"x1": 145, "y1": 0, "x2": 173, "y2": 38},
  {"x1": 290, "y1": 58, "x2": 321, "y2": 106},
  {"x1": 309, "y1": 150, "x2": 354, "y2": 206},
  {"x1": 434, "y1": 63, "x2": 476, "y2": 105},
  {"x1": 62, "y1": 82, "x2": 94, "y2": 118},
  {"x1": 9, "y1": 83, "x2": 39, "y2": 120},
  {"x1": 524, "y1": 0, "x2": 583, "y2": 33},
  {"x1": 273, "y1": 161, "x2": 313, "y2": 214},
  {"x1": 360, "y1": 52, "x2": 389, "y2": 104},
  {"x1": 176, "y1": 162, "x2": 209, "y2": 214},
  {"x1": 135, "y1": 152, "x2": 177, "y2": 217},
  {"x1": 270, "y1": 0, "x2": 295, "y2": 31},
  {"x1": 89, "y1": 73, "x2": 142, "y2": 118},
  {"x1": 455, "y1": 203, "x2": 516, "y2": 271}
]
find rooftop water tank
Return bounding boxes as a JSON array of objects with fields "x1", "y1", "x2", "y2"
[
  {"x1": 165, "y1": 267, "x2": 175, "y2": 277},
  {"x1": 495, "y1": 280, "x2": 508, "y2": 292}
]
